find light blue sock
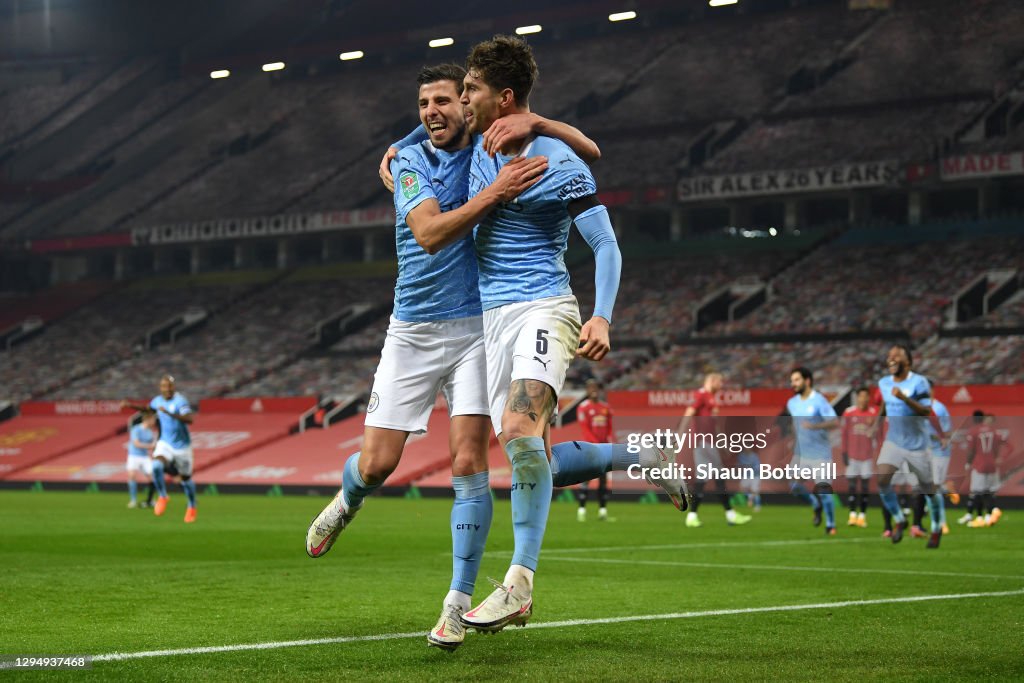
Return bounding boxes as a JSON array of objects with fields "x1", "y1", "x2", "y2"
[
  {"x1": 550, "y1": 442, "x2": 637, "y2": 487},
  {"x1": 151, "y1": 460, "x2": 168, "y2": 498},
  {"x1": 128, "y1": 479, "x2": 138, "y2": 503},
  {"x1": 181, "y1": 478, "x2": 197, "y2": 509},
  {"x1": 930, "y1": 492, "x2": 944, "y2": 530},
  {"x1": 821, "y1": 493, "x2": 835, "y2": 528},
  {"x1": 790, "y1": 482, "x2": 817, "y2": 507},
  {"x1": 342, "y1": 452, "x2": 379, "y2": 509},
  {"x1": 507, "y1": 437, "x2": 552, "y2": 571},
  {"x1": 879, "y1": 484, "x2": 906, "y2": 523},
  {"x1": 450, "y1": 472, "x2": 492, "y2": 594},
  {"x1": 752, "y1": 494, "x2": 762, "y2": 507}
]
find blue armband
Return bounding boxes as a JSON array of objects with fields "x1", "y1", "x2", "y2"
[{"x1": 575, "y1": 205, "x2": 621, "y2": 323}]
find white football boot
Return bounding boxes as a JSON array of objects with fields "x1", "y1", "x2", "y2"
[{"x1": 305, "y1": 490, "x2": 359, "y2": 558}]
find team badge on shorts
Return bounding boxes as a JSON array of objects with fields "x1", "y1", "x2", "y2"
[
  {"x1": 399, "y1": 171, "x2": 419, "y2": 199},
  {"x1": 367, "y1": 392, "x2": 380, "y2": 413}
]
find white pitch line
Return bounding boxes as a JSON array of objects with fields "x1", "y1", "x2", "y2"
[
  {"x1": 472, "y1": 537, "x2": 876, "y2": 558},
  {"x1": 541, "y1": 555, "x2": 1024, "y2": 581},
  {"x1": 91, "y1": 588, "x2": 1024, "y2": 663}
]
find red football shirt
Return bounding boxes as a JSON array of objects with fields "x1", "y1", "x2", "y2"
[
  {"x1": 967, "y1": 424, "x2": 1006, "y2": 474},
  {"x1": 841, "y1": 405, "x2": 879, "y2": 461},
  {"x1": 691, "y1": 388, "x2": 717, "y2": 435},
  {"x1": 578, "y1": 399, "x2": 614, "y2": 443}
]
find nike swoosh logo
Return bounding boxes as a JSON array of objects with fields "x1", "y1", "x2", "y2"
[{"x1": 310, "y1": 536, "x2": 331, "y2": 555}]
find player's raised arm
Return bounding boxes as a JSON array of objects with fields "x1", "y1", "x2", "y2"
[
  {"x1": 158, "y1": 405, "x2": 194, "y2": 425},
  {"x1": 482, "y1": 113, "x2": 601, "y2": 162},
  {"x1": 406, "y1": 155, "x2": 548, "y2": 254},
  {"x1": 892, "y1": 381, "x2": 931, "y2": 417},
  {"x1": 571, "y1": 195, "x2": 621, "y2": 362},
  {"x1": 120, "y1": 399, "x2": 148, "y2": 413}
]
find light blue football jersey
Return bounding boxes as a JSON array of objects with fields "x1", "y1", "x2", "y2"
[
  {"x1": 150, "y1": 393, "x2": 192, "y2": 448},
  {"x1": 467, "y1": 135, "x2": 597, "y2": 310},
  {"x1": 878, "y1": 372, "x2": 932, "y2": 452},
  {"x1": 786, "y1": 390, "x2": 837, "y2": 460},
  {"x1": 929, "y1": 398, "x2": 952, "y2": 458},
  {"x1": 391, "y1": 141, "x2": 482, "y2": 322},
  {"x1": 127, "y1": 424, "x2": 155, "y2": 457}
]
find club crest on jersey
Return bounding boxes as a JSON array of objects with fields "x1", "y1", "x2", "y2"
[{"x1": 399, "y1": 171, "x2": 419, "y2": 199}]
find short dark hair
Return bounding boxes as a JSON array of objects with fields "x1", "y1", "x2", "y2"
[
  {"x1": 893, "y1": 343, "x2": 913, "y2": 366},
  {"x1": 792, "y1": 366, "x2": 813, "y2": 384},
  {"x1": 973, "y1": 409, "x2": 986, "y2": 423},
  {"x1": 417, "y1": 63, "x2": 467, "y2": 94},
  {"x1": 855, "y1": 387, "x2": 870, "y2": 395},
  {"x1": 466, "y1": 34, "x2": 538, "y2": 104}
]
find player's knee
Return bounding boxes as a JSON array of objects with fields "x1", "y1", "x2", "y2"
[
  {"x1": 451, "y1": 451, "x2": 487, "y2": 478},
  {"x1": 360, "y1": 459, "x2": 397, "y2": 485},
  {"x1": 500, "y1": 416, "x2": 535, "y2": 443},
  {"x1": 358, "y1": 447, "x2": 400, "y2": 484}
]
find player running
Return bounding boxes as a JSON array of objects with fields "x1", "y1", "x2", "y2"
[
  {"x1": 678, "y1": 372, "x2": 751, "y2": 528},
  {"x1": 307, "y1": 63, "x2": 603, "y2": 651},
  {"x1": 963, "y1": 411, "x2": 1007, "y2": 528},
  {"x1": 125, "y1": 408, "x2": 157, "y2": 508},
  {"x1": 575, "y1": 379, "x2": 614, "y2": 522},
  {"x1": 874, "y1": 345, "x2": 944, "y2": 547},
  {"x1": 784, "y1": 367, "x2": 839, "y2": 535},
  {"x1": 841, "y1": 387, "x2": 878, "y2": 528},
  {"x1": 121, "y1": 375, "x2": 197, "y2": 523}
]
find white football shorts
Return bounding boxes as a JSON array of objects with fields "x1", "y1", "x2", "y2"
[
  {"x1": 878, "y1": 441, "x2": 933, "y2": 488},
  {"x1": 482, "y1": 295, "x2": 582, "y2": 437},
  {"x1": 365, "y1": 315, "x2": 488, "y2": 434},
  {"x1": 126, "y1": 454, "x2": 152, "y2": 476},
  {"x1": 153, "y1": 441, "x2": 194, "y2": 478}
]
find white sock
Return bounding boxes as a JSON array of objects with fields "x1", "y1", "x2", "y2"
[
  {"x1": 444, "y1": 590, "x2": 471, "y2": 613},
  {"x1": 726, "y1": 509, "x2": 737, "y2": 521},
  {"x1": 504, "y1": 564, "x2": 534, "y2": 598},
  {"x1": 687, "y1": 511, "x2": 698, "y2": 520}
]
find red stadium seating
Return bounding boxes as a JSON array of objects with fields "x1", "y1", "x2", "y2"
[{"x1": 0, "y1": 414, "x2": 126, "y2": 479}]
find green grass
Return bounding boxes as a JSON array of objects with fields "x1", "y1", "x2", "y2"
[{"x1": 2, "y1": 491, "x2": 1022, "y2": 681}]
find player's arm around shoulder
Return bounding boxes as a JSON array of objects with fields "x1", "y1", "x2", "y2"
[
  {"x1": 481, "y1": 113, "x2": 601, "y2": 163},
  {"x1": 406, "y1": 154, "x2": 549, "y2": 255}
]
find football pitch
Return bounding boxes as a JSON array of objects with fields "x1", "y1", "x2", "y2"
[{"x1": 2, "y1": 491, "x2": 1022, "y2": 681}]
